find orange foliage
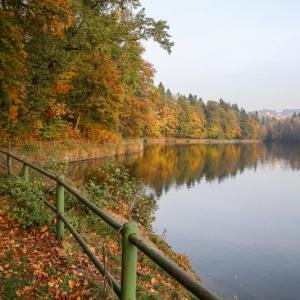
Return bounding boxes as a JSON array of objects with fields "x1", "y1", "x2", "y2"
[
  {"x1": 73, "y1": 52, "x2": 125, "y2": 130},
  {"x1": 53, "y1": 70, "x2": 76, "y2": 95},
  {"x1": 45, "y1": 102, "x2": 69, "y2": 119},
  {"x1": 29, "y1": 0, "x2": 73, "y2": 38},
  {"x1": 82, "y1": 123, "x2": 120, "y2": 143},
  {"x1": 89, "y1": 52, "x2": 124, "y2": 98},
  {"x1": 66, "y1": 124, "x2": 81, "y2": 139},
  {"x1": 8, "y1": 105, "x2": 18, "y2": 120},
  {"x1": 139, "y1": 61, "x2": 155, "y2": 96},
  {"x1": 0, "y1": 12, "x2": 27, "y2": 107},
  {"x1": 3, "y1": 85, "x2": 26, "y2": 105}
]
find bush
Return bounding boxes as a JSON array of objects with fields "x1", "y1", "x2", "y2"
[
  {"x1": 85, "y1": 162, "x2": 156, "y2": 228},
  {"x1": 21, "y1": 142, "x2": 39, "y2": 154},
  {"x1": 2, "y1": 176, "x2": 52, "y2": 228},
  {"x1": 81, "y1": 122, "x2": 120, "y2": 143},
  {"x1": 41, "y1": 120, "x2": 69, "y2": 141},
  {"x1": 47, "y1": 157, "x2": 69, "y2": 176}
]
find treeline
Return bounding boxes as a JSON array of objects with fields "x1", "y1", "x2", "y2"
[
  {"x1": 264, "y1": 114, "x2": 300, "y2": 142},
  {"x1": 146, "y1": 85, "x2": 265, "y2": 140},
  {"x1": 0, "y1": 0, "x2": 264, "y2": 143}
]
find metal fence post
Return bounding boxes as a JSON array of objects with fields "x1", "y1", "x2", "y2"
[
  {"x1": 56, "y1": 178, "x2": 65, "y2": 240},
  {"x1": 121, "y1": 222, "x2": 138, "y2": 300},
  {"x1": 23, "y1": 163, "x2": 29, "y2": 183},
  {"x1": 7, "y1": 154, "x2": 12, "y2": 175}
]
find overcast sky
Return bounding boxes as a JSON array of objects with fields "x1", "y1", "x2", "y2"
[{"x1": 141, "y1": 0, "x2": 300, "y2": 111}]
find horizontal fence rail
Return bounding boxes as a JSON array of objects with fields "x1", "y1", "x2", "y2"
[
  {"x1": 129, "y1": 235, "x2": 218, "y2": 300},
  {"x1": 0, "y1": 149, "x2": 219, "y2": 300},
  {"x1": 42, "y1": 197, "x2": 122, "y2": 296}
]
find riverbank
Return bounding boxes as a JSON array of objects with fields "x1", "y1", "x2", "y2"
[
  {"x1": 0, "y1": 173, "x2": 199, "y2": 299},
  {"x1": 145, "y1": 137, "x2": 260, "y2": 145},
  {"x1": 4, "y1": 139, "x2": 143, "y2": 164},
  {"x1": 1, "y1": 138, "x2": 261, "y2": 164}
]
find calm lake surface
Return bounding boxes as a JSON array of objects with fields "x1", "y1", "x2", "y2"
[{"x1": 71, "y1": 143, "x2": 300, "y2": 300}]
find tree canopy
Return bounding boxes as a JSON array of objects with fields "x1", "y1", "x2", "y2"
[{"x1": 0, "y1": 0, "x2": 265, "y2": 143}]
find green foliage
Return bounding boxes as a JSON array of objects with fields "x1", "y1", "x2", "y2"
[
  {"x1": 85, "y1": 162, "x2": 156, "y2": 227},
  {"x1": 47, "y1": 157, "x2": 70, "y2": 176},
  {"x1": 131, "y1": 189, "x2": 156, "y2": 228},
  {"x1": 21, "y1": 142, "x2": 39, "y2": 154},
  {"x1": 2, "y1": 176, "x2": 52, "y2": 228},
  {"x1": 41, "y1": 120, "x2": 69, "y2": 141}
]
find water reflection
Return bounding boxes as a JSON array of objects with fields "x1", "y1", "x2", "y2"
[
  {"x1": 69, "y1": 142, "x2": 300, "y2": 299},
  {"x1": 69, "y1": 143, "x2": 300, "y2": 196},
  {"x1": 129, "y1": 143, "x2": 300, "y2": 197},
  {"x1": 264, "y1": 142, "x2": 300, "y2": 170}
]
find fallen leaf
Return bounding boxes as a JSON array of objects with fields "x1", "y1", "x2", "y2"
[
  {"x1": 56, "y1": 247, "x2": 67, "y2": 257},
  {"x1": 83, "y1": 280, "x2": 88, "y2": 286},
  {"x1": 68, "y1": 280, "x2": 75, "y2": 289},
  {"x1": 40, "y1": 225, "x2": 48, "y2": 233}
]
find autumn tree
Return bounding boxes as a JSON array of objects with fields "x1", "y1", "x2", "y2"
[{"x1": 0, "y1": 0, "x2": 266, "y2": 142}]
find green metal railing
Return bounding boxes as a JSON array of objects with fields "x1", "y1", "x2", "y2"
[{"x1": 0, "y1": 149, "x2": 219, "y2": 300}]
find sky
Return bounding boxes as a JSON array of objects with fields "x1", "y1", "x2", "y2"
[{"x1": 141, "y1": 0, "x2": 300, "y2": 111}]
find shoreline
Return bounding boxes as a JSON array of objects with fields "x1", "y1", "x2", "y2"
[
  {"x1": 2, "y1": 138, "x2": 261, "y2": 164},
  {"x1": 144, "y1": 137, "x2": 260, "y2": 145}
]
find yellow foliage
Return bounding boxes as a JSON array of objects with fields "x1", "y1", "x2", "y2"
[
  {"x1": 83, "y1": 52, "x2": 124, "y2": 98},
  {"x1": 29, "y1": 0, "x2": 74, "y2": 38},
  {"x1": 83, "y1": 124, "x2": 120, "y2": 143},
  {"x1": 0, "y1": 12, "x2": 27, "y2": 107},
  {"x1": 45, "y1": 102, "x2": 69, "y2": 119},
  {"x1": 53, "y1": 70, "x2": 76, "y2": 95},
  {"x1": 66, "y1": 124, "x2": 81, "y2": 139},
  {"x1": 8, "y1": 105, "x2": 18, "y2": 120},
  {"x1": 68, "y1": 280, "x2": 75, "y2": 289},
  {"x1": 30, "y1": 120, "x2": 44, "y2": 138},
  {"x1": 3, "y1": 84, "x2": 26, "y2": 105}
]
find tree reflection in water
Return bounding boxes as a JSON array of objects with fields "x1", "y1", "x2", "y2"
[{"x1": 68, "y1": 142, "x2": 300, "y2": 198}]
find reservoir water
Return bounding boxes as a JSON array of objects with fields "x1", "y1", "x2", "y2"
[{"x1": 71, "y1": 143, "x2": 300, "y2": 299}]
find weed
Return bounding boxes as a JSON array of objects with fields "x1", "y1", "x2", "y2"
[{"x1": 60, "y1": 274, "x2": 75, "y2": 292}]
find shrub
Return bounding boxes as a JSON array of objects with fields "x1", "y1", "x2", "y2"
[
  {"x1": 85, "y1": 162, "x2": 156, "y2": 228},
  {"x1": 3, "y1": 176, "x2": 52, "y2": 228},
  {"x1": 41, "y1": 120, "x2": 69, "y2": 141},
  {"x1": 21, "y1": 142, "x2": 39, "y2": 154},
  {"x1": 47, "y1": 157, "x2": 69, "y2": 176},
  {"x1": 81, "y1": 122, "x2": 120, "y2": 143}
]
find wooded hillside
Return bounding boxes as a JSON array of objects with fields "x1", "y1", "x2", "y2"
[{"x1": 0, "y1": 0, "x2": 265, "y2": 143}]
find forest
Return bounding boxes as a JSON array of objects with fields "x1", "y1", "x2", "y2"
[
  {"x1": 264, "y1": 114, "x2": 300, "y2": 142},
  {"x1": 0, "y1": 0, "x2": 293, "y2": 144}
]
